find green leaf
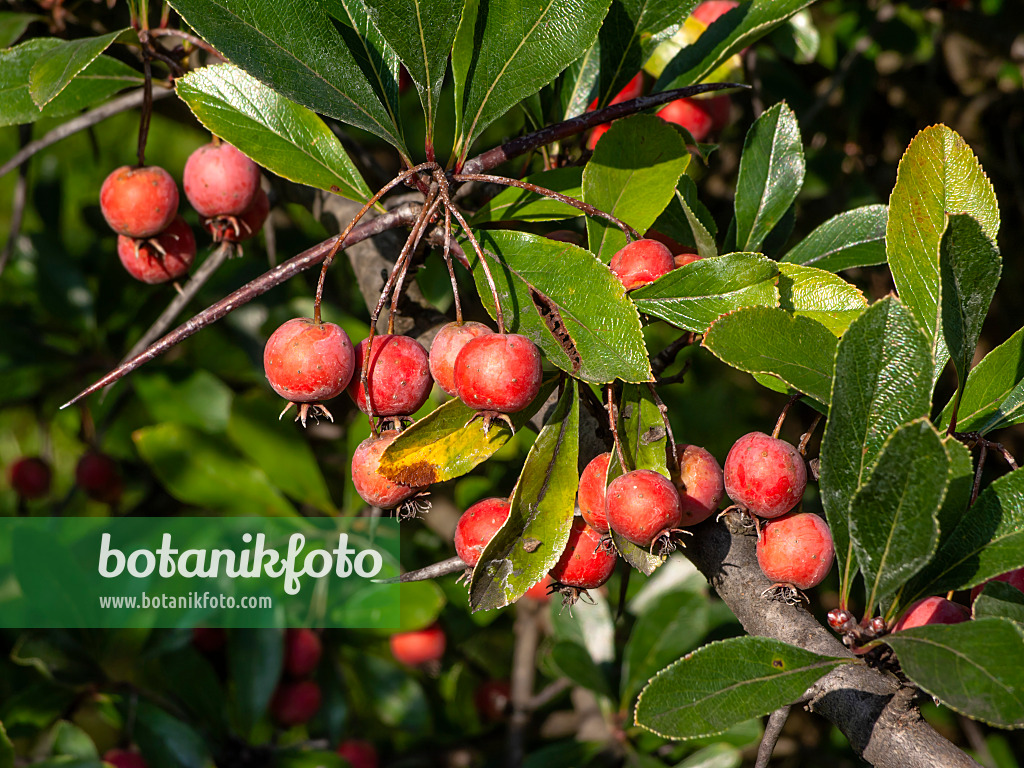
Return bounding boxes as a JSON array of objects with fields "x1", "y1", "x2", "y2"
[
  {"x1": 583, "y1": 114, "x2": 690, "y2": 262},
  {"x1": 52, "y1": 721, "x2": 99, "y2": 758},
  {"x1": 702, "y1": 306, "x2": 836, "y2": 404},
  {"x1": 886, "y1": 125, "x2": 999, "y2": 382},
  {"x1": 470, "y1": 167, "x2": 583, "y2": 224},
  {"x1": 940, "y1": 213, "x2": 1002, "y2": 399},
  {"x1": 379, "y1": 377, "x2": 557, "y2": 485},
  {"x1": 819, "y1": 298, "x2": 933, "y2": 601},
  {"x1": 452, "y1": 0, "x2": 609, "y2": 163},
  {"x1": 471, "y1": 230, "x2": 651, "y2": 383},
  {"x1": 229, "y1": 629, "x2": 283, "y2": 733},
  {"x1": 653, "y1": 0, "x2": 814, "y2": 92},
  {"x1": 973, "y1": 581, "x2": 1024, "y2": 624},
  {"x1": 635, "y1": 636, "x2": 848, "y2": 739},
  {"x1": 550, "y1": 640, "x2": 615, "y2": 698},
  {"x1": 849, "y1": 419, "x2": 949, "y2": 613},
  {"x1": 176, "y1": 64, "x2": 372, "y2": 202},
  {"x1": 773, "y1": 8, "x2": 819, "y2": 64},
  {"x1": 884, "y1": 618, "x2": 1024, "y2": 728},
  {"x1": 399, "y1": 580, "x2": 446, "y2": 630},
  {"x1": 938, "y1": 327, "x2": 1024, "y2": 434},
  {"x1": 0, "y1": 39, "x2": 142, "y2": 127},
  {"x1": 167, "y1": 0, "x2": 409, "y2": 155},
  {"x1": 905, "y1": 468, "x2": 1024, "y2": 601},
  {"x1": 133, "y1": 423, "x2": 297, "y2": 516},
  {"x1": 362, "y1": 0, "x2": 463, "y2": 140},
  {"x1": 0, "y1": 12, "x2": 42, "y2": 48},
  {"x1": 28, "y1": 29, "x2": 124, "y2": 108},
  {"x1": 0, "y1": 720, "x2": 12, "y2": 768},
  {"x1": 559, "y1": 44, "x2": 601, "y2": 120},
  {"x1": 133, "y1": 369, "x2": 233, "y2": 435},
  {"x1": 733, "y1": 102, "x2": 804, "y2": 253},
  {"x1": 621, "y1": 590, "x2": 709, "y2": 707},
  {"x1": 935, "y1": 436, "x2": 974, "y2": 555},
  {"x1": 619, "y1": 383, "x2": 669, "y2": 477},
  {"x1": 780, "y1": 204, "x2": 888, "y2": 272},
  {"x1": 469, "y1": 382, "x2": 579, "y2": 611},
  {"x1": 631, "y1": 252, "x2": 780, "y2": 333},
  {"x1": 227, "y1": 394, "x2": 336, "y2": 514},
  {"x1": 777, "y1": 263, "x2": 867, "y2": 336},
  {"x1": 134, "y1": 700, "x2": 212, "y2": 768}
]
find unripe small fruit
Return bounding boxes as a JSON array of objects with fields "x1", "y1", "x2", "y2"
[
  {"x1": 336, "y1": 739, "x2": 379, "y2": 768},
  {"x1": 675, "y1": 444, "x2": 725, "y2": 526},
  {"x1": 102, "y1": 749, "x2": 148, "y2": 768},
  {"x1": 606, "y1": 469, "x2": 683, "y2": 547},
  {"x1": 609, "y1": 239, "x2": 675, "y2": 291},
  {"x1": 756, "y1": 512, "x2": 834, "y2": 590},
  {"x1": 454, "y1": 497, "x2": 511, "y2": 567},
  {"x1": 183, "y1": 141, "x2": 261, "y2": 217},
  {"x1": 100, "y1": 165, "x2": 179, "y2": 238},
  {"x1": 75, "y1": 452, "x2": 122, "y2": 504},
  {"x1": 586, "y1": 72, "x2": 645, "y2": 149},
  {"x1": 970, "y1": 567, "x2": 1024, "y2": 604},
  {"x1": 264, "y1": 318, "x2": 355, "y2": 404},
  {"x1": 724, "y1": 432, "x2": 807, "y2": 518},
  {"x1": 204, "y1": 187, "x2": 269, "y2": 243},
  {"x1": 390, "y1": 623, "x2": 445, "y2": 666},
  {"x1": 577, "y1": 452, "x2": 611, "y2": 533},
  {"x1": 351, "y1": 430, "x2": 425, "y2": 509},
  {"x1": 549, "y1": 517, "x2": 616, "y2": 590},
  {"x1": 892, "y1": 596, "x2": 970, "y2": 632},
  {"x1": 429, "y1": 321, "x2": 493, "y2": 396},
  {"x1": 284, "y1": 628, "x2": 322, "y2": 678},
  {"x1": 658, "y1": 98, "x2": 714, "y2": 143},
  {"x1": 8, "y1": 456, "x2": 51, "y2": 499},
  {"x1": 270, "y1": 680, "x2": 321, "y2": 726},
  {"x1": 453, "y1": 333, "x2": 543, "y2": 414},
  {"x1": 348, "y1": 335, "x2": 432, "y2": 417},
  {"x1": 117, "y1": 216, "x2": 196, "y2": 284}
]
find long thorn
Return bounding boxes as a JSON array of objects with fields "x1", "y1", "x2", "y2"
[{"x1": 372, "y1": 556, "x2": 468, "y2": 583}]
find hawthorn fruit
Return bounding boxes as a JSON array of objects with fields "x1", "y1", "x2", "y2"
[
  {"x1": 100, "y1": 165, "x2": 179, "y2": 238},
  {"x1": 723, "y1": 431, "x2": 807, "y2": 518},
  {"x1": 606, "y1": 469, "x2": 683, "y2": 548},
  {"x1": 183, "y1": 141, "x2": 261, "y2": 217},
  {"x1": 454, "y1": 497, "x2": 511, "y2": 567},
  {"x1": 7, "y1": 456, "x2": 51, "y2": 500},
  {"x1": 348, "y1": 334, "x2": 432, "y2": 418},
  {"x1": 117, "y1": 216, "x2": 196, "y2": 284},
  {"x1": 755, "y1": 512, "x2": 834, "y2": 590}
]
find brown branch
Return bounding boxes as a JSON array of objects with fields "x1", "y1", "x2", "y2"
[
  {"x1": 148, "y1": 27, "x2": 222, "y2": 59},
  {"x1": 755, "y1": 705, "x2": 792, "y2": 768},
  {"x1": 508, "y1": 599, "x2": 542, "y2": 768},
  {"x1": 0, "y1": 125, "x2": 31, "y2": 278}
]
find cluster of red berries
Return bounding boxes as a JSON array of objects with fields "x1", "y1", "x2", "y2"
[
  {"x1": 98, "y1": 141, "x2": 268, "y2": 284},
  {"x1": 269, "y1": 628, "x2": 324, "y2": 727},
  {"x1": 7, "y1": 452, "x2": 122, "y2": 505}
]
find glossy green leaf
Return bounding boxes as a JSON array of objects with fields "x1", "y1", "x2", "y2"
[
  {"x1": 470, "y1": 167, "x2": 583, "y2": 224},
  {"x1": 621, "y1": 589, "x2": 709, "y2": 707},
  {"x1": 819, "y1": 298, "x2": 932, "y2": 600},
  {"x1": 635, "y1": 636, "x2": 848, "y2": 739},
  {"x1": 361, "y1": 0, "x2": 462, "y2": 138},
  {"x1": 451, "y1": 0, "x2": 609, "y2": 163},
  {"x1": 471, "y1": 230, "x2": 652, "y2": 383},
  {"x1": 733, "y1": 102, "x2": 804, "y2": 253},
  {"x1": 973, "y1": 581, "x2": 1024, "y2": 624},
  {"x1": 559, "y1": 43, "x2": 601, "y2": 120},
  {"x1": 0, "y1": 12, "x2": 42, "y2": 48},
  {"x1": 133, "y1": 369, "x2": 233, "y2": 435},
  {"x1": 780, "y1": 204, "x2": 888, "y2": 272},
  {"x1": 28, "y1": 29, "x2": 124, "y2": 108},
  {"x1": 176, "y1": 64, "x2": 372, "y2": 202},
  {"x1": 167, "y1": 0, "x2": 409, "y2": 155},
  {"x1": 619, "y1": 383, "x2": 669, "y2": 477},
  {"x1": 885, "y1": 618, "x2": 1024, "y2": 728},
  {"x1": 631, "y1": 252, "x2": 779, "y2": 333},
  {"x1": 583, "y1": 114, "x2": 689, "y2": 261},
  {"x1": 935, "y1": 436, "x2": 974, "y2": 554},
  {"x1": 133, "y1": 423, "x2": 297, "y2": 517},
  {"x1": 887, "y1": 125, "x2": 999, "y2": 381},
  {"x1": 709, "y1": 307, "x2": 836, "y2": 403},
  {"x1": 134, "y1": 700, "x2": 212, "y2": 768},
  {"x1": 469, "y1": 382, "x2": 579, "y2": 611},
  {"x1": 229, "y1": 629, "x2": 283, "y2": 733},
  {"x1": 940, "y1": 213, "x2": 1002, "y2": 398},
  {"x1": 938, "y1": 327, "x2": 1024, "y2": 434},
  {"x1": 653, "y1": 0, "x2": 814, "y2": 92},
  {"x1": 379, "y1": 377, "x2": 557, "y2": 485},
  {"x1": 0, "y1": 39, "x2": 141, "y2": 127},
  {"x1": 551, "y1": 640, "x2": 614, "y2": 698},
  {"x1": 777, "y1": 263, "x2": 867, "y2": 336},
  {"x1": 849, "y1": 419, "x2": 948, "y2": 613},
  {"x1": 651, "y1": 175, "x2": 718, "y2": 258},
  {"x1": 906, "y1": 468, "x2": 1024, "y2": 601}
]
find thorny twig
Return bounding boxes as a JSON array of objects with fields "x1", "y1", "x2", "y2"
[{"x1": 372, "y1": 556, "x2": 467, "y2": 584}]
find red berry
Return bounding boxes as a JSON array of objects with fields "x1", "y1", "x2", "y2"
[
  {"x1": 475, "y1": 679, "x2": 512, "y2": 721},
  {"x1": 587, "y1": 123, "x2": 611, "y2": 150},
  {"x1": 704, "y1": 94, "x2": 731, "y2": 131},
  {"x1": 674, "y1": 444, "x2": 724, "y2": 526},
  {"x1": 284, "y1": 628, "x2": 323, "y2": 678},
  {"x1": 191, "y1": 627, "x2": 226, "y2": 654},
  {"x1": 75, "y1": 452, "x2": 122, "y2": 504},
  {"x1": 609, "y1": 239, "x2": 675, "y2": 291},
  {"x1": 270, "y1": 680, "x2": 322, "y2": 726},
  {"x1": 549, "y1": 517, "x2": 616, "y2": 590},
  {"x1": 429, "y1": 321, "x2": 493, "y2": 397},
  {"x1": 893, "y1": 596, "x2": 970, "y2": 632},
  {"x1": 102, "y1": 749, "x2": 148, "y2": 768},
  {"x1": 183, "y1": 141, "x2": 261, "y2": 217},
  {"x1": 390, "y1": 623, "x2": 445, "y2": 666},
  {"x1": 264, "y1": 318, "x2": 355, "y2": 404},
  {"x1": 117, "y1": 216, "x2": 196, "y2": 284},
  {"x1": 723, "y1": 432, "x2": 807, "y2": 518},
  {"x1": 348, "y1": 335, "x2": 432, "y2": 417},
  {"x1": 351, "y1": 430, "x2": 425, "y2": 509},
  {"x1": 336, "y1": 739, "x2": 379, "y2": 768},
  {"x1": 204, "y1": 187, "x2": 270, "y2": 243},
  {"x1": 586, "y1": 72, "x2": 645, "y2": 149},
  {"x1": 100, "y1": 165, "x2": 179, "y2": 238},
  {"x1": 453, "y1": 333, "x2": 543, "y2": 413},
  {"x1": 606, "y1": 469, "x2": 683, "y2": 547},
  {"x1": 691, "y1": 0, "x2": 739, "y2": 26},
  {"x1": 523, "y1": 574, "x2": 553, "y2": 603},
  {"x1": 970, "y1": 567, "x2": 1024, "y2": 604},
  {"x1": 577, "y1": 452, "x2": 611, "y2": 533},
  {"x1": 755, "y1": 512, "x2": 834, "y2": 590},
  {"x1": 454, "y1": 497, "x2": 511, "y2": 567},
  {"x1": 8, "y1": 456, "x2": 51, "y2": 499},
  {"x1": 658, "y1": 98, "x2": 714, "y2": 143},
  {"x1": 673, "y1": 249, "x2": 702, "y2": 268}
]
